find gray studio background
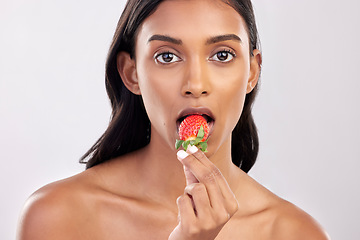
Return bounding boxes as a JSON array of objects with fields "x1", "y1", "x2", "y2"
[{"x1": 1, "y1": 0, "x2": 359, "y2": 239}]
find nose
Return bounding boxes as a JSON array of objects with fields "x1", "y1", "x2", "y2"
[{"x1": 181, "y1": 59, "x2": 211, "y2": 98}]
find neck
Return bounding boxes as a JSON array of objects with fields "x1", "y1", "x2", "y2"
[{"x1": 136, "y1": 132, "x2": 238, "y2": 209}]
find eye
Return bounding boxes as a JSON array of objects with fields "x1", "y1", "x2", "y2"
[
  {"x1": 210, "y1": 50, "x2": 236, "y2": 63},
  {"x1": 154, "y1": 52, "x2": 181, "y2": 64}
]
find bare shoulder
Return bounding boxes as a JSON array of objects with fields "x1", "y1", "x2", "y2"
[
  {"x1": 270, "y1": 200, "x2": 330, "y2": 240},
  {"x1": 229, "y1": 170, "x2": 330, "y2": 240},
  {"x1": 17, "y1": 170, "x2": 98, "y2": 240},
  {"x1": 17, "y1": 152, "x2": 150, "y2": 240}
]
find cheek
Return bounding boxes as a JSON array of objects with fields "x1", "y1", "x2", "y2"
[
  {"x1": 211, "y1": 64, "x2": 249, "y2": 130},
  {"x1": 217, "y1": 86, "x2": 247, "y2": 147},
  {"x1": 221, "y1": 83, "x2": 247, "y2": 126},
  {"x1": 136, "y1": 63, "x2": 180, "y2": 129},
  {"x1": 138, "y1": 65, "x2": 180, "y2": 103}
]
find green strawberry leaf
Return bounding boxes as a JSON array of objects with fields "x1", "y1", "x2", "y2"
[
  {"x1": 182, "y1": 141, "x2": 190, "y2": 151},
  {"x1": 194, "y1": 125, "x2": 205, "y2": 144},
  {"x1": 175, "y1": 139, "x2": 184, "y2": 149},
  {"x1": 176, "y1": 125, "x2": 208, "y2": 152},
  {"x1": 198, "y1": 142, "x2": 208, "y2": 152},
  {"x1": 197, "y1": 125, "x2": 205, "y2": 139},
  {"x1": 190, "y1": 125, "x2": 206, "y2": 146}
]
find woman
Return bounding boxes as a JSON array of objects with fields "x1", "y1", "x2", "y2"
[{"x1": 17, "y1": 0, "x2": 329, "y2": 239}]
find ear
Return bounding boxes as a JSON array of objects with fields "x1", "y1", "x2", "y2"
[
  {"x1": 246, "y1": 49, "x2": 262, "y2": 93},
  {"x1": 117, "y1": 51, "x2": 141, "y2": 95}
]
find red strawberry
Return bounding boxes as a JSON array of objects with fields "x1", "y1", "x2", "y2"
[{"x1": 175, "y1": 115, "x2": 209, "y2": 152}]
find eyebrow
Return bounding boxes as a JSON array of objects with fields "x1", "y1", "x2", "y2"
[
  {"x1": 206, "y1": 34, "x2": 242, "y2": 45},
  {"x1": 148, "y1": 35, "x2": 183, "y2": 45},
  {"x1": 147, "y1": 34, "x2": 242, "y2": 45}
]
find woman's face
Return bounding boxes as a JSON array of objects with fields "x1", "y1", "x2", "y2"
[{"x1": 132, "y1": 0, "x2": 260, "y2": 155}]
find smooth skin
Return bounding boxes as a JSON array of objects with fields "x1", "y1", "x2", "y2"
[{"x1": 17, "y1": 0, "x2": 329, "y2": 239}]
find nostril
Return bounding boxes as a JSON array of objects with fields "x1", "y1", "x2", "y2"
[
  {"x1": 185, "y1": 91, "x2": 208, "y2": 96},
  {"x1": 184, "y1": 90, "x2": 208, "y2": 96}
]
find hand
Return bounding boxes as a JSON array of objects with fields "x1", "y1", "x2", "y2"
[{"x1": 168, "y1": 145, "x2": 239, "y2": 240}]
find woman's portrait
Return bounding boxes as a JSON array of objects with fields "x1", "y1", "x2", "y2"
[{"x1": 1, "y1": 0, "x2": 359, "y2": 239}]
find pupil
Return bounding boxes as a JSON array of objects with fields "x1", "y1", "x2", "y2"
[
  {"x1": 217, "y1": 52, "x2": 228, "y2": 61},
  {"x1": 162, "y1": 53, "x2": 173, "y2": 62}
]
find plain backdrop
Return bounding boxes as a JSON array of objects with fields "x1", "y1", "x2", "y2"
[{"x1": 1, "y1": 0, "x2": 359, "y2": 239}]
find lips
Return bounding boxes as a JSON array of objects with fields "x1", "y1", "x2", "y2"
[{"x1": 176, "y1": 107, "x2": 215, "y2": 135}]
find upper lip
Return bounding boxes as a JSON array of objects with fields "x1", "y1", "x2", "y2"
[{"x1": 177, "y1": 107, "x2": 215, "y2": 122}]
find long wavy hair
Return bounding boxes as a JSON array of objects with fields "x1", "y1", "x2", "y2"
[{"x1": 80, "y1": 0, "x2": 261, "y2": 173}]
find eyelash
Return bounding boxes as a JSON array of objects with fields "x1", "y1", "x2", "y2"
[
  {"x1": 154, "y1": 51, "x2": 181, "y2": 64},
  {"x1": 154, "y1": 48, "x2": 236, "y2": 64},
  {"x1": 209, "y1": 49, "x2": 236, "y2": 63}
]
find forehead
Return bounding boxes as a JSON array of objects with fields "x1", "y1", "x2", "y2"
[{"x1": 137, "y1": 0, "x2": 249, "y2": 45}]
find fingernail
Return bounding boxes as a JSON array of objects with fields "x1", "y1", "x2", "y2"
[
  {"x1": 187, "y1": 145, "x2": 198, "y2": 154},
  {"x1": 177, "y1": 150, "x2": 189, "y2": 160}
]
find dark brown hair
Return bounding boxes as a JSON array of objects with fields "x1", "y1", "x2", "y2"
[{"x1": 80, "y1": 0, "x2": 261, "y2": 173}]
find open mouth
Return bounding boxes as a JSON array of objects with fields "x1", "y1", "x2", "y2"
[{"x1": 176, "y1": 114, "x2": 215, "y2": 134}]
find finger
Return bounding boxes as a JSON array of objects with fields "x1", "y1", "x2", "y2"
[
  {"x1": 185, "y1": 184, "x2": 232, "y2": 228},
  {"x1": 177, "y1": 148, "x2": 224, "y2": 210},
  {"x1": 185, "y1": 145, "x2": 239, "y2": 215},
  {"x1": 183, "y1": 165, "x2": 199, "y2": 185},
  {"x1": 177, "y1": 151, "x2": 198, "y2": 185},
  {"x1": 184, "y1": 183, "x2": 211, "y2": 219},
  {"x1": 176, "y1": 194, "x2": 196, "y2": 224},
  {"x1": 187, "y1": 145, "x2": 234, "y2": 197}
]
